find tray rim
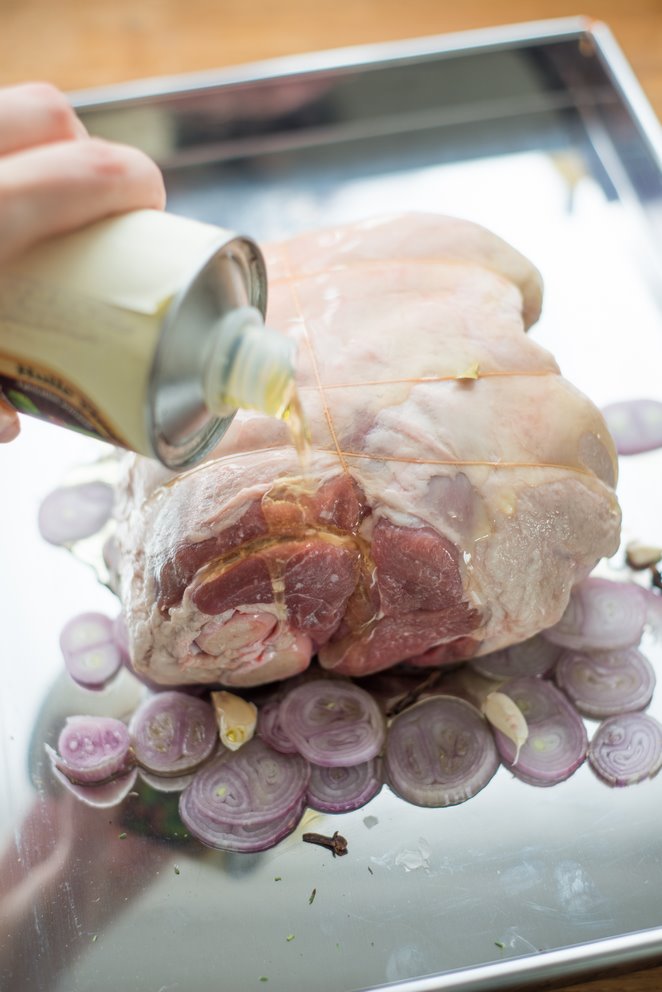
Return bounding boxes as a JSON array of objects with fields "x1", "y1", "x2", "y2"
[
  {"x1": 69, "y1": 16, "x2": 600, "y2": 106},
  {"x1": 358, "y1": 927, "x2": 662, "y2": 992},
  {"x1": 68, "y1": 17, "x2": 662, "y2": 181}
]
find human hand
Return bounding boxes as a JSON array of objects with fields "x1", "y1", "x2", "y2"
[{"x1": 0, "y1": 81, "x2": 167, "y2": 442}]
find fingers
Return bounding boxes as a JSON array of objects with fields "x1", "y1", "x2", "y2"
[
  {"x1": 0, "y1": 82, "x2": 166, "y2": 262},
  {"x1": 0, "y1": 398, "x2": 20, "y2": 443},
  {"x1": 0, "y1": 82, "x2": 166, "y2": 448},
  {"x1": 0, "y1": 137, "x2": 166, "y2": 263},
  {"x1": 0, "y1": 82, "x2": 87, "y2": 156}
]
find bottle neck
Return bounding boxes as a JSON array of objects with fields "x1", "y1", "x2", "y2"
[{"x1": 203, "y1": 306, "x2": 296, "y2": 419}]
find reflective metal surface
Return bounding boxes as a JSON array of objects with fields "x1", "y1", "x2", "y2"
[{"x1": 2, "y1": 18, "x2": 662, "y2": 992}]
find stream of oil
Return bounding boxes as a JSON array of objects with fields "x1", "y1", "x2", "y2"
[
  {"x1": 270, "y1": 382, "x2": 315, "y2": 617},
  {"x1": 279, "y1": 382, "x2": 312, "y2": 478}
]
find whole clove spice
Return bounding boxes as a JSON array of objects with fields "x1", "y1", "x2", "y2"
[{"x1": 302, "y1": 831, "x2": 348, "y2": 857}]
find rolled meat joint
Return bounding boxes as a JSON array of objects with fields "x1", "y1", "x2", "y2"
[{"x1": 114, "y1": 213, "x2": 621, "y2": 688}]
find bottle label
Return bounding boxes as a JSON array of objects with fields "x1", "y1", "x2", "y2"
[
  {"x1": 0, "y1": 351, "x2": 129, "y2": 446},
  {"x1": 0, "y1": 211, "x2": 246, "y2": 465}
]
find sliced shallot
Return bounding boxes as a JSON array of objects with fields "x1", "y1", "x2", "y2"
[
  {"x1": 385, "y1": 695, "x2": 499, "y2": 807},
  {"x1": 601, "y1": 398, "x2": 662, "y2": 455},
  {"x1": 257, "y1": 698, "x2": 298, "y2": 754},
  {"x1": 180, "y1": 797, "x2": 306, "y2": 853},
  {"x1": 60, "y1": 612, "x2": 123, "y2": 689},
  {"x1": 589, "y1": 712, "x2": 662, "y2": 786},
  {"x1": 178, "y1": 737, "x2": 310, "y2": 852},
  {"x1": 470, "y1": 635, "x2": 562, "y2": 680},
  {"x1": 46, "y1": 745, "x2": 138, "y2": 808},
  {"x1": 38, "y1": 481, "x2": 115, "y2": 546},
  {"x1": 129, "y1": 691, "x2": 217, "y2": 776},
  {"x1": 494, "y1": 677, "x2": 587, "y2": 786},
  {"x1": 307, "y1": 758, "x2": 383, "y2": 813},
  {"x1": 555, "y1": 647, "x2": 655, "y2": 718},
  {"x1": 53, "y1": 715, "x2": 134, "y2": 784},
  {"x1": 277, "y1": 679, "x2": 386, "y2": 767},
  {"x1": 543, "y1": 577, "x2": 647, "y2": 652}
]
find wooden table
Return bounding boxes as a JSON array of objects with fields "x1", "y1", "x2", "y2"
[{"x1": 1, "y1": 3, "x2": 661, "y2": 991}]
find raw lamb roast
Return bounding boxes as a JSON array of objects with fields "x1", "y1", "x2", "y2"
[{"x1": 114, "y1": 213, "x2": 621, "y2": 688}]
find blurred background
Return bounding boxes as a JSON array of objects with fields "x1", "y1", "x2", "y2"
[{"x1": 0, "y1": 0, "x2": 660, "y2": 121}]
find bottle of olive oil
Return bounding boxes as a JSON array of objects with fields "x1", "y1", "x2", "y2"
[{"x1": 0, "y1": 209, "x2": 296, "y2": 469}]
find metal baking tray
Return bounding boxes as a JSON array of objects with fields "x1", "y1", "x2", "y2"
[{"x1": 2, "y1": 16, "x2": 662, "y2": 992}]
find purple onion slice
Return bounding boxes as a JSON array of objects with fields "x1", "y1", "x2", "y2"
[
  {"x1": 180, "y1": 795, "x2": 305, "y2": 853},
  {"x1": 38, "y1": 481, "x2": 115, "y2": 546},
  {"x1": 46, "y1": 746, "x2": 138, "y2": 808},
  {"x1": 494, "y1": 678, "x2": 588, "y2": 786},
  {"x1": 180, "y1": 737, "x2": 309, "y2": 828},
  {"x1": 385, "y1": 695, "x2": 499, "y2": 807},
  {"x1": 277, "y1": 679, "x2": 386, "y2": 767},
  {"x1": 54, "y1": 715, "x2": 134, "y2": 784},
  {"x1": 59, "y1": 612, "x2": 123, "y2": 689},
  {"x1": 129, "y1": 691, "x2": 217, "y2": 776},
  {"x1": 543, "y1": 578, "x2": 646, "y2": 652},
  {"x1": 601, "y1": 398, "x2": 662, "y2": 455},
  {"x1": 178, "y1": 737, "x2": 310, "y2": 851},
  {"x1": 555, "y1": 647, "x2": 655, "y2": 718},
  {"x1": 470, "y1": 635, "x2": 563, "y2": 680},
  {"x1": 307, "y1": 758, "x2": 383, "y2": 813},
  {"x1": 257, "y1": 698, "x2": 298, "y2": 754},
  {"x1": 589, "y1": 712, "x2": 662, "y2": 786}
]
